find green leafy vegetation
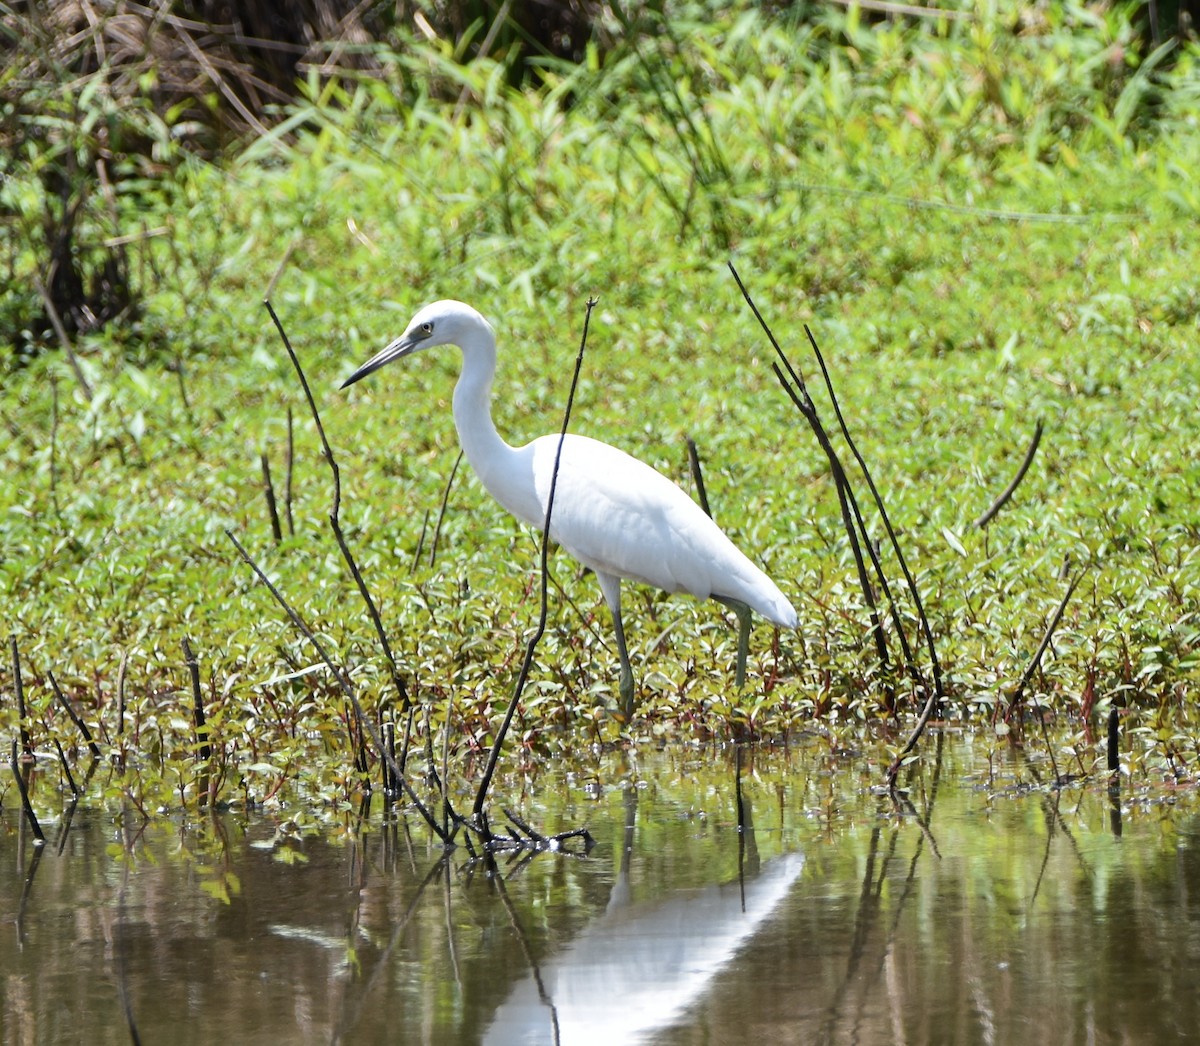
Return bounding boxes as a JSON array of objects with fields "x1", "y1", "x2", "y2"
[{"x1": 2, "y1": 1, "x2": 1199, "y2": 818}]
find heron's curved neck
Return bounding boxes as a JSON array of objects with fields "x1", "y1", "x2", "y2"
[{"x1": 451, "y1": 329, "x2": 516, "y2": 477}]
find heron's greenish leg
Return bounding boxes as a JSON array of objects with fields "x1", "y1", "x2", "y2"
[
  {"x1": 716, "y1": 597, "x2": 753, "y2": 689},
  {"x1": 598, "y1": 573, "x2": 636, "y2": 718}
]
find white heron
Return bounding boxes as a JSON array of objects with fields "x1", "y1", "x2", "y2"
[{"x1": 341, "y1": 300, "x2": 796, "y2": 717}]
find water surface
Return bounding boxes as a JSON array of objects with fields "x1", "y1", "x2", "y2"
[{"x1": 3, "y1": 736, "x2": 1197, "y2": 1044}]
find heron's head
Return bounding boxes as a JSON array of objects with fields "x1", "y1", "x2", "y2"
[{"x1": 341, "y1": 300, "x2": 493, "y2": 389}]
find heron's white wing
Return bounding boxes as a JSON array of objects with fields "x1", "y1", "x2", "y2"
[{"x1": 520, "y1": 434, "x2": 791, "y2": 623}]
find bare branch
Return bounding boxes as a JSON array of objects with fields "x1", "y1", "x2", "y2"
[
  {"x1": 49, "y1": 670, "x2": 102, "y2": 760},
  {"x1": 430, "y1": 451, "x2": 464, "y2": 569},
  {"x1": 263, "y1": 299, "x2": 340, "y2": 516},
  {"x1": 261, "y1": 453, "x2": 283, "y2": 543},
  {"x1": 974, "y1": 419, "x2": 1045, "y2": 529},
  {"x1": 1007, "y1": 565, "x2": 1090, "y2": 714},
  {"x1": 686, "y1": 437, "x2": 712, "y2": 519},
  {"x1": 11, "y1": 741, "x2": 45, "y2": 843}
]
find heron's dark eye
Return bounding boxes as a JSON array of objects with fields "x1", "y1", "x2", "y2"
[{"x1": 421, "y1": 322, "x2": 434, "y2": 335}]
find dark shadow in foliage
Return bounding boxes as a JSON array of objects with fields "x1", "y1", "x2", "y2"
[{"x1": 0, "y1": 1, "x2": 386, "y2": 352}]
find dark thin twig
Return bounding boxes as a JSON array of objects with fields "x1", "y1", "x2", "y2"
[
  {"x1": 329, "y1": 856, "x2": 448, "y2": 1042},
  {"x1": 329, "y1": 515, "x2": 411, "y2": 711},
  {"x1": 49, "y1": 377, "x2": 62, "y2": 520},
  {"x1": 430, "y1": 450, "x2": 464, "y2": 568},
  {"x1": 441, "y1": 690, "x2": 453, "y2": 838},
  {"x1": 399, "y1": 703, "x2": 415, "y2": 776},
  {"x1": 224, "y1": 531, "x2": 346, "y2": 688},
  {"x1": 763, "y1": 359, "x2": 897, "y2": 695},
  {"x1": 974, "y1": 419, "x2": 1044, "y2": 529},
  {"x1": 52, "y1": 737, "x2": 81, "y2": 797},
  {"x1": 1007, "y1": 566, "x2": 1090, "y2": 715},
  {"x1": 1035, "y1": 703, "x2": 1062, "y2": 784},
  {"x1": 114, "y1": 825, "x2": 143, "y2": 1045},
  {"x1": 380, "y1": 719, "x2": 395, "y2": 797},
  {"x1": 487, "y1": 859, "x2": 561, "y2": 1038},
  {"x1": 411, "y1": 510, "x2": 431, "y2": 573},
  {"x1": 113, "y1": 648, "x2": 130, "y2": 769},
  {"x1": 728, "y1": 264, "x2": 951, "y2": 775},
  {"x1": 734, "y1": 745, "x2": 746, "y2": 829},
  {"x1": 183, "y1": 638, "x2": 211, "y2": 806},
  {"x1": 48, "y1": 671, "x2": 102, "y2": 759},
  {"x1": 11, "y1": 740, "x2": 45, "y2": 843},
  {"x1": 766, "y1": 367, "x2": 894, "y2": 698},
  {"x1": 264, "y1": 299, "x2": 411, "y2": 716},
  {"x1": 1107, "y1": 707, "x2": 1120, "y2": 774},
  {"x1": 473, "y1": 298, "x2": 597, "y2": 823},
  {"x1": 830, "y1": 443, "x2": 925, "y2": 697},
  {"x1": 779, "y1": 331, "x2": 918, "y2": 709},
  {"x1": 264, "y1": 299, "x2": 340, "y2": 517},
  {"x1": 686, "y1": 436, "x2": 712, "y2": 518},
  {"x1": 806, "y1": 323, "x2": 945, "y2": 719},
  {"x1": 468, "y1": 808, "x2": 592, "y2": 857},
  {"x1": 504, "y1": 807, "x2": 543, "y2": 843},
  {"x1": 16, "y1": 843, "x2": 45, "y2": 944},
  {"x1": 888, "y1": 691, "x2": 943, "y2": 789},
  {"x1": 224, "y1": 529, "x2": 445, "y2": 842},
  {"x1": 349, "y1": 699, "x2": 369, "y2": 780},
  {"x1": 422, "y1": 704, "x2": 441, "y2": 793},
  {"x1": 727, "y1": 264, "x2": 894, "y2": 696},
  {"x1": 285, "y1": 406, "x2": 296, "y2": 537},
  {"x1": 12, "y1": 636, "x2": 31, "y2": 757},
  {"x1": 261, "y1": 452, "x2": 283, "y2": 543}
]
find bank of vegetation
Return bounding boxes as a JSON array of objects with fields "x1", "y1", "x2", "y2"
[{"x1": 2, "y1": 1, "x2": 1198, "y2": 818}]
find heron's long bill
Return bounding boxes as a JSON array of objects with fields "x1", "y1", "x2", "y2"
[{"x1": 341, "y1": 331, "x2": 421, "y2": 388}]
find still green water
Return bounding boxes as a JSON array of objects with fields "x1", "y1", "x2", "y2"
[{"x1": 3, "y1": 734, "x2": 1198, "y2": 1044}]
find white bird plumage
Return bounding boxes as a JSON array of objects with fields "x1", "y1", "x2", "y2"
[{"x1": 342, "y1": 299, "x2": 796, "y2": 716}]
